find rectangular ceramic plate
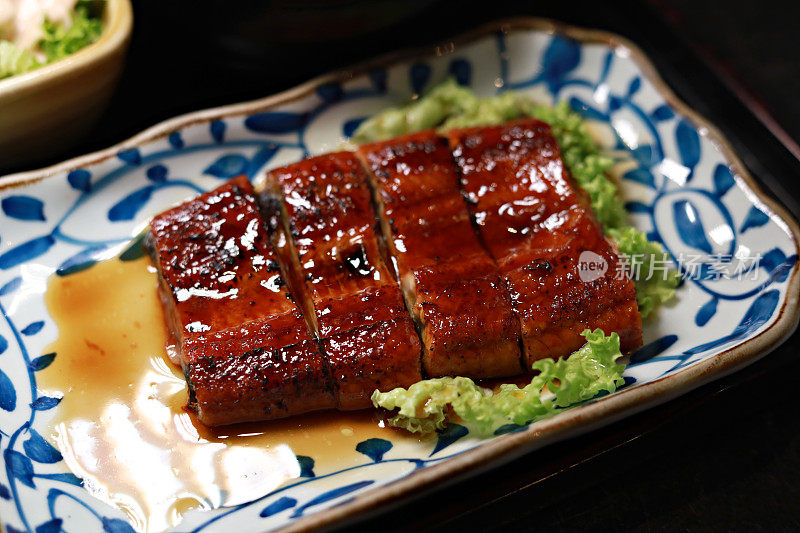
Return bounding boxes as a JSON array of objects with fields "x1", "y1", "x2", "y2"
[{"x1": 1, "y1": 18, "x2": 798, "y2": 533}]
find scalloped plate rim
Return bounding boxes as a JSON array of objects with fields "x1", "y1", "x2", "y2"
[{"x1": 2, "y1": 17, "x2": 799, "y2": 533}]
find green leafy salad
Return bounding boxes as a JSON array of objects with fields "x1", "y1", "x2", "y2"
[
  {"x1": 0, "y1": 0, "x2": 103, "y2": 80},
  {"x1": 350, "y1": 78, "x2": 680, "y2": 435}
]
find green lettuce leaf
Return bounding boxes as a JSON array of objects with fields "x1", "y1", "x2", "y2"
[
  {"x1": 609, "y1": 226, "x2": 681, "y2": 318},
  {"x1": 40, "y1": 2, "x2": 103, "y2": 64},
  {"x1": 0, "y1": 41, "x2": 41, "y2": 79},
  {"x1": 372, "y1": 329, "x2": 625, "y2": 435}
]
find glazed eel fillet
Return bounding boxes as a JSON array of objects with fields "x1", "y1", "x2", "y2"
[
  {"x1": 264, "y1": 152, "x2": 422, "y2": 410},
  {"x1": 358, "y1": 131, "x2": 523, "y2": 378},
  {"x1": 148, "y1": 177, "x2": 334, "y2": 426},
  {"x1": 447, "y1": 119, "x2": 643, "y2": 368},
  {"x1": 148, "y1": 121, "x2": 643, "y2": 426}
]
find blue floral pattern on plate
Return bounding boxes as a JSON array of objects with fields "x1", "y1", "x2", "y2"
[{"x1": 0, "y1": 20, "x2": 798, "y2": 533}]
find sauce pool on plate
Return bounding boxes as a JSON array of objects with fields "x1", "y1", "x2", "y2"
[{"x1": 37, "y1": 255, "x2": 427, "y2": 532}]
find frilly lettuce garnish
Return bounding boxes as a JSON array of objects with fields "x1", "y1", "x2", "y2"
[
  {"x1": 372, "y1": 329, "x2": 625, "y2": 435},
  {"x1": 608, "y1": 226, "x2": 681, "y2": 318},
  {"x1": 352, "y1": 78, "x2": 680, "y2": 318}
]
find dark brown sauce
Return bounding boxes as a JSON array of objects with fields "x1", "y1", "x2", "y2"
[{"x1": 37, "y1": 256, "x2": 426, "y2": 532}]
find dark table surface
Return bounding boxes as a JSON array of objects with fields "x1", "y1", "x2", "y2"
[{"x1": 16, "y1": 0, "x2": 800, "y2": 530}]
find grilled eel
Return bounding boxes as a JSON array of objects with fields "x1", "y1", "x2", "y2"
[{"x1": 148, "y1": 122, "x2": 642, "y2": 425}]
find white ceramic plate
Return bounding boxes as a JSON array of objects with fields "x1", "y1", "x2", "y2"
[{"x1": 0, "y1": 18, "x2": 798, "y2": 533}]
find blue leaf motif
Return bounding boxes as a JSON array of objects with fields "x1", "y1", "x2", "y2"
[
  {"x1": 67, "y1": 169, "x2": 91, "y2": 192},
  {"x1": 39, "y1": 472, "x2": 82, "y2": 486},
  {"x1": 0, "y1": 482, "x2": 9, "y2": 499},
  {"x1": 34, "y1": 519, "x2": 61, "y2": 533},
  {"x1": 168, "y1": 132, "x2": 184, "y2": 149},
  {"x1": 651, "y1": 104, "x2": 675, "y2": 122},
  {"x1": 0, "y1": 333, "x2": 6, "y2": 354},
  {"x1": 108, "y1": 186, "x2": 155, "y2": 222},
  {"x1": 409, "y1": 62, "x2": 431, "y2": 94},
  {"x1": 29, "y1": 352, "x2": 55, "y2": 371},
  {"x1": 632, "y1": 145, "x2": 654, "y2": 167},
  {"x1": 683, "y1": 290, "x2": 780, "y2": 357},
  {"x1": 0, "y1": 276, "x2": 22, "y2": 295},
  {"x1": 369, "y1": 69, "x2": 387, "y2": 93},
  {"x1": 673, "y1": 199, "x2": 713, "y2": 254},
  {"x1": 290, "y1": 480, "x2": 374, "y2": 518},
  {"x1": 569, "y1": 96, "x2": 607, "y2": 122},
  {"x1": 0, "y1": 368, "x2": 16, "y2": 411},
  {"x1": 296, "y1": 455, "x2": 315, "y2": 478},
  {"x1": 541, "y1": 36, "x2": 580, "y2": 92},
  {"x1": 21, "y1": 321, "x2": 44, "y2": 336},
  {"x1": 623, "y1": 168, "x2": 656, "y2": 189},
  {"x1": 31, "y1": 395, "x2": 61, "y2": 411},
  {"x1": 675, "y1": 119, "x2": 700, "y2": 178},
  {"x1": 5, "y1": 449, "x2": 34, "y2": 488},
  {"x1": 1, "y1": 196, "x2": 45, "y2": 221},
  {"x1": 316, "y1": 83, "x2": 344, "y2": 103},
  {"x1": 56, "y1": 245, "x2": 108, "y2": 276},
  {"x1": 203, "y1": 154, "x2": 248, "y2": 179},
  {"x1": 260, "y1": 496, "x2": 297, "y2": 518},
  {"x1": 117, "y1": 148, "x2": 141, "y2": 165},
  {"x1": 210, "y1": 120, "x2": 226, "y2": 143},
  {"x1": 0, "y1": 235, "x2": 55, "y2": 270},
  {"x1": 119, "y1": 233, "x2": 147, "y2": 262},
  {"x1": 740, "y1": 206, "x2": 770, "y2": 234},
  {"x1": 23, "y1": 429, "x2": 62, "y2": 463},
  {"x1": 494, "y1": 424, "x2": 526, "y2": 435},
  {"x1": 245, "y1": 112, "x2": 309, "y2": 134},
  {"x1": 627, "y1": 76, "x2": 641, "y2": 97},
  {"x1": 103, "y1": 517, "x2": 137, "y2": 533},
  {"x1": 431, "y1": 423, "x2": 468, "y2": 456},
  {"x1": 736, "y1": 289, "x2": 779, "y2": 327},
  {"x1": 695, "y1": 297, "x2": 718, "y2": 327},
  {"x1": 343, "y1": 117, "x2": 365, "y2": 138},
  {"x1": 759, "y1": 248, "x2": 796, "y2": 283},
  {"x1": 449, "y1": 59, "x2": 471, "y2": 86},
  {"x1": 146, "y1": 164, "x2": 168, "y2": 183},
  {"x1": 355, "y1": 438, "x2": 392, "y2": 462},
  {"x1": 625, "y1": 201, "x2": 651, "y2": 214},
  {"x1": 713, "y1": 164, "x2": 735, "y2": 197},
  {"x1": 630, "y1": 335, "x2": 679, "y2": 364},
  {"x1": 245, "y1": 145, "x2": 281, "y2": 178}
]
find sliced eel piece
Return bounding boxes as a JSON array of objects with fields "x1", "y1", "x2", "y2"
[
  {"x1": 447, "y1": 119, "x2": 643, "y2": 367},
  {"x1": 358, "y1": 131, "x2": 522, "y2": 378},
  {"x1": 148, "y1": 176, "x2": 335, "y2": 425},
  {"x1": 266, "y1": 152, "x2": 422, "y2": 409}
]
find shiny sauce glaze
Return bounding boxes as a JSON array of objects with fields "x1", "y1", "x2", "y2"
[
  {"x1": 358, "y1": 131, "x2": 522, "y2": 378},
  {"x1": 448, "y1": 119, "x2": 642, "y2": 366},
  {"x1": 38, "y1": 255, "x2": 426, "y2": 532},
  {"x1": 148, "y1": 177, "x2": 334, "y2": 426},
  {"x1": 267, "y1": 153, "x2": 422, "y2": 410}
]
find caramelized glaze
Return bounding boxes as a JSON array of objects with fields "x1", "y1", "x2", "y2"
[
  {"x1": 148, "y1": 177, "x2": 335, "y2": 426},
  {"x1": 359, "y1": 131, "x2": 522, "y2": 377},
  {"x1": 268, "y1": 153, "x2": 422, "y2": 409},
  {"x1": 38, "y1": 256, "x2": 424, "y2": 532},
  {"x1": 448, "y1": 119, "x2": 642, "y2": 366}
]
